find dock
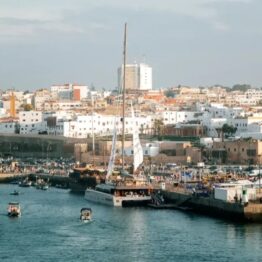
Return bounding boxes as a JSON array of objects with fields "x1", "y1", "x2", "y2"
[
  {"x1": 0, "y1": 173, "x2": 28, "y2": 183},
  {"x1": 162, "y1": 189, "x2": 262, "y2": 222}
]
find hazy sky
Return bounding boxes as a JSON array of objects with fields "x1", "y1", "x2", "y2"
[{"x1": 0, "y1": 0, "x2": 262, "y2": 90}]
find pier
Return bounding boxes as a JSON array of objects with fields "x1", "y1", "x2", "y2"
[
  {"x1": 0, "y1": 173, "x2": 28, "y2": 183},
  {"x1": 162, "y1": 188, "x2": 262, "y2": 222}
]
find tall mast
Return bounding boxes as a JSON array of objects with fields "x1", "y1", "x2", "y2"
[
  {"x1": 91, "y1": 96, "x2": 95, "y2": 166},
  {"x1": 121, "y1": 23, "x2": 127, "y2": 170}
]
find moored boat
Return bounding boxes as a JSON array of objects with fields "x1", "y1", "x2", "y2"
[
  {"x1": 85, "y1": 24, "x2": 152, "y2": 207},
  {"x1": 69, "y1": 165, "x2": 105, "y2": 194},
  {"x1": 19, "y1": 179, "x2": 32, "y2": 187}
]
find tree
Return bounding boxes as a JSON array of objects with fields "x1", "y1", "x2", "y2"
[
  {"x1": 231, "y1": 84, "x2": 251, "y2": 92},
  {"x1": 153, "y1": 119, "x2": 164, "y2": 139},
  {"x1": 22, "y1": 104, "x2": 33, "y2": 111},
  {"x1": 164, "y1": 89, "x2": 176, "y2": 98},
  {"x1": 222, "y1": 124, "x2": 237, "y2": 138}
]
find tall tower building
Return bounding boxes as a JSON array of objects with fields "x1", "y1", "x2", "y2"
[{"x1": 118, "y1": 63, "x2": 152, "y2": 91}]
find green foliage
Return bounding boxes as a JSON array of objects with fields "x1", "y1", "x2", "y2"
[
  {"x1": 231, "y1": 84, "x2": 251, "y2": 92},
  {"x1": 153, "y1": 119, "x2": 164, "y2": 138},
  {"x1": 164, "y1": 89, "x2": 176, "y2": 98},
  {"x1": 222, "y1": 124, "x2": 237, "y2": 136}
]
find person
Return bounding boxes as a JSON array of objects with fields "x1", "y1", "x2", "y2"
[{"x1": 234, "y1": 193, "x2": 238, "y2": 203}]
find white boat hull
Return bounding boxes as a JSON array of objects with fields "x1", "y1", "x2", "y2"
[
  {"x1": 85, "y1": 189, "x2": 115, "y2": 206},
  {"x1": 85, "y1": 188, "x2": 151, "y2": 207}
]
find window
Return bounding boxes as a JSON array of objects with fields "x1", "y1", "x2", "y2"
[{"x1": 247, "y1": 149, "x2": 256, "y2": 157}]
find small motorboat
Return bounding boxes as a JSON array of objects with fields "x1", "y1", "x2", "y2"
[
  {"x1": 80, "y1": 208, "x2": 92, "y2": 222},
  {"x1": 41, "y1": 184, "x2": 49, "y2": 190},
  {"x1": 19, "y1": 179, "x2": 32, "y2": 187},
  {"x1": 36, "y1": 179, "x2": 49, "y2": 190},
  {"x1": 8, "y1": 202, "x2": 21, "y2": 217},
  {"x1": 10, "y1": 190, "x2": 20, "y2": 195}
]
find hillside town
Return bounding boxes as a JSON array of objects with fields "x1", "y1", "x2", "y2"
[{"x1": 1, "y1": 63, "x2": 262, "y2": 167}]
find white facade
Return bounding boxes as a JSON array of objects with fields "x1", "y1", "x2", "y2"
[
  {"x1": 51, "y1": 84, "x2": 72, "y2": 100},
  {"x1": 18, "y1": 111, "x2": 46, "y2": 134},
  {"x1": 238, "y1": 122, "x2": 262, "y2": 139},
  {"x1": 0, "y1": 108, "x2": 6, "y2": 117},
  {"x1": 50, "y1": 113, "x2": 153, "y2": 138},
  {"x1": 162, "y1": 111, "x2": 197, "y2": 125},
  {"x1": 73, "y1": 85, "x2": 88, "y2": 100},
  {"x1": 125, "y1": 142, "x2": 159, "y2": 157},
  {"x1": 0, "y1": 122, "x2": 16, "y2": 133},
  {"x1": 208, "y1": 103, "x2": 243, "y2": 119},
  {"x1": 43, "y1": 101, "x2": 82, "y2": 111},
  {"x1": 51, "y1": 84, "x2": 88, "y2": 100},
  {"x1": 139, "y1": 63, "x2": 152, "y2": 90},
  {"x1": 33, "y1": 90, "x2": 51, "y2": 111},
  {"x1": 214, "y1": 186, "x2": 256, "y2": 202}
]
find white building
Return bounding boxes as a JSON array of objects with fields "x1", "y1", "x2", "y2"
[
  {"x1": 125, "y1": 142, "x2": 159, "y2": 157},
  {"x1": 51, "y1": 84, "x2": 88, "y2": 101},
  {"x1": 0, "y1": 121, "x2": 17, "y2": 134},
  {"x1": 162, "y1": 111, "x2": 198, "y2": 125},
  {"x1": 43, "y1": 101, "x2": 83, "y2": 111},
  {"x1": 49, "y1": 113, "x2": 153, "y2": 138},
  {"x1": 0, "y1": 108, "x2": 7, "y2": 117},
  {"x1": 33, "y1": 89, "x2": 52, "y2": 111},
  {"x1": 18, "y1": 111, "x2": 46, "y2": 134},
  {"x1": 118, "y1": 63, "x2": 152, "y2": 91}
]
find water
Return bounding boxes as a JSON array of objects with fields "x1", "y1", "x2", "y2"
[{"x1": 0, "y1": 184, "x2": 262, "y2": 262}]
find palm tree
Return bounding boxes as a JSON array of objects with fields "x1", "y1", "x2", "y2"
[{"x1": 153, "y1": 119, "x2": 164, "y2": 139}]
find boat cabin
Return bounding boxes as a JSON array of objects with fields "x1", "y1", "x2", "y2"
[
  {"x1": 80, "y1": 207, "x2": 92, "y2": 221},
  {"x1": 8, "y1": 202, "x2": 21, "y2": 217}
]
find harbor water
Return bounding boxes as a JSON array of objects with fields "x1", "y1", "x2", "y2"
[{"x1": 0, "y1": 184, "x2": 262, "y2": 262}]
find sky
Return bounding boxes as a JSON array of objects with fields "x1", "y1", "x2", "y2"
[{"x1": 0, "y1": 0, "x2": 262, "y2": 91}]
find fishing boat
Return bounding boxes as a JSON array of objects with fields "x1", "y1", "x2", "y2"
[
  {"x1": 80, "y1": 207, "x2": 92, "y2": 222},
  {"x1": 85, "y1": 24, "x2": 152, "y2": 207},
  {"x1": 19, "y1": 179, "x2": 32, "y2": 187},
  {"x1": 10, "y1": 190, "x2": 20, "y2": 195},
  {"x1": 8, "y1": 202, "x2": 21, "y2": 217}
]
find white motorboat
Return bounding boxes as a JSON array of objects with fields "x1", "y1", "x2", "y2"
[{"x1": 80, "y1": 208, "x2": 92, "y2": 222}]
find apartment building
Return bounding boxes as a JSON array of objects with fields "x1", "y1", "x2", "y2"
[{"x1": 118, "y1": 63, "x2": 152, "y2": 91}]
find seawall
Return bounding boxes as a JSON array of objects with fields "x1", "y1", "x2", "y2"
[{"x1": 163, "y1": 190, "x2": 262, "y2": 222}]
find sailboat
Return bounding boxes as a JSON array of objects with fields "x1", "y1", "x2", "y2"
[{"x1": 84, "y1": 24, "x2": 152, "y2": 207}]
